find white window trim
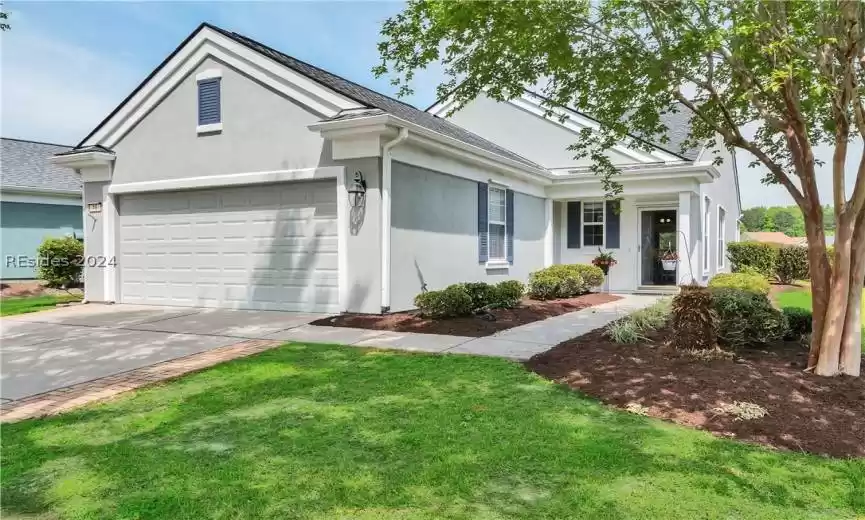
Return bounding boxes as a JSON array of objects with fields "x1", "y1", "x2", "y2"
[
  {"x1": 703, "y1": 195, "x2": 711, "y2": 274},
  {"x1": 196, "y1": 72, "x2": 222, "y2": 134},
  {"x1": 487, "y1": 184, "x2": 508, "y2": 264},
  {"x1": 582, "y1": 200, "x2": 605, "y2": 248},
  {"x1": 717, "y1": 205, "x2": 726, "y2": 269},
  {"x1": 195, "y1": 68, "x2": 222, "y2": 81}
]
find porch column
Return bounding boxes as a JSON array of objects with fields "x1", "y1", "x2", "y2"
[
  {"x1": 677, "y1": 192, "x2": 697, "y2": 284},
  {"x1": 543, "y1": 198, "x2": 554, "y2": 266}
]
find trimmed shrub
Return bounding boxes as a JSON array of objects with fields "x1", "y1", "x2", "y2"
[
  {"x1": 36, "y1": 236, "x2": 84, "y2": 287},
  {"x1": 569, "y1": 264, "x2": 605, "y2": 290},
  {"x1": 413, "y1": 284, "x2": 473, "y2": 318},
  {"x1": 493, "y1": 280, "x2": 524, "y2": 308},
  {"x1": 727, "y1": 241, "x2": 778, "y2": 278},
  {"x1": 671, "y1": 285, "x2": 718, "y2": 350},
  {"x1": 710, "y1": 288, "x2": 788, "y2": 349},
  {"x1": 782, "y1": 306, "x2": 813, "y2": 338},
  {"x1": 461, "y1": 282, "x2": 497, "y2": 311},
  {"x1": 708, "y1": 272, "x2": 770, "y2": 295},
  {"x1": 776, "y1": 246, "x2": 809, "y2": 284},
  {"x1": 527, "y1": 272, "x2": 561, "y2": 300}
]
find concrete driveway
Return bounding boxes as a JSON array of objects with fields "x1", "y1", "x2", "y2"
[{"x1": 0, "y1": 304, "x2": 322, "y2": 401}]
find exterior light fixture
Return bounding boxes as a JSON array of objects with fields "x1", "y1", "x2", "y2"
[{"x1": 348, "y1": 171, "x2": 367, "y2": 207}]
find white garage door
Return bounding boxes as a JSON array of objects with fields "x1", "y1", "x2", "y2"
[{"x1": 118, "y1": 180, "x2": 339, "y2": 313}]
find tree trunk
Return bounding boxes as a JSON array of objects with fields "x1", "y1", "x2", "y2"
[
  {"x1": 839, "y1": 210, "x2": 865, "y2": 376},
  {"x1": 803, "y1": 211, "x2": 832, "y2": 368},
  {"x1": 815, "y1": 214, "x2": 855, "y2": 376}
]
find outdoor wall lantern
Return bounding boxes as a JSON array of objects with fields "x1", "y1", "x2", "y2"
[{"x1": 348, "y1": 170, "x2": 367, "y2": 207}]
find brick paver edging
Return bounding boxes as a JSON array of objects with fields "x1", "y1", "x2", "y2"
[{"x1": 0, "y1": 339, "x2": 282, "y2": 423}]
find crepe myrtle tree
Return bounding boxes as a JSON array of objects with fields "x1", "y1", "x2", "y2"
[{"x1": 375, "y1": 0, "x2": 865, "y2": 376}]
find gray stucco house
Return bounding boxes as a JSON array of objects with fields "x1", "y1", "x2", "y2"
[
  {"x1": 1, "y1": 138, "x2": 82, "y2": 279},
  {"x1": 53, "y1": 23, "x2": 740, "y2": 314}
]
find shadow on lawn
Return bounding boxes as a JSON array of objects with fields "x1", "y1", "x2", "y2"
[{"x1": 2, "y1": 343, "x2": 862, "y2": 519}]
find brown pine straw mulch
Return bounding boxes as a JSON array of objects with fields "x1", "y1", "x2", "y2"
[
  {"x1": 526, "y1": 326, "x2": 865, "y2": 458},
  {"x1": 312, "y1": 293, "x2": 621, "y2": 337}
]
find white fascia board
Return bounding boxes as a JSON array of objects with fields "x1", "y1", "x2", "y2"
[
  {"x1": 0, "y1": 189, "x2": 82, "y2": 206},
  {"x1": 547, "y1": 177, "x2": 701, "y2": 200},
  {"x1": 427, "y1": 96, "x2": 458, "y2": 117},
  {"x1": 82, "y1": 27, "x2": 363, "y2": 148},
  {"x1": 310, "y1": 114, "x2": 552, "y2": 185},
  {"x1": 109, "y1": 166, "x2": 342, "y2": 194},
  {"x1": 50, "y1": 152, "x2": 115, "y2": 169}
]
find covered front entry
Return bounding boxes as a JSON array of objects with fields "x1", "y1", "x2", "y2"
[
  {"x1": 639, "y1": 209, "x2": 678, "y2": 286},
  {"x1": 117, "y1": 180, "x2": 339, "y2": 313}
]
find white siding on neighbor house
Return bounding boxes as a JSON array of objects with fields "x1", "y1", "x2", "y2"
[
  {"x1": 442, "y1": 94, "x2": 637, "y2": 169},
  {"x1": 389, "y1": 160, "x2": 546, "y2": 312},
  {"x1": 111, "y1": 57, "x2": 336, "y2": 185},
  {"x1": 118, "y1": 181, "x2": 339, "y2": 312}
]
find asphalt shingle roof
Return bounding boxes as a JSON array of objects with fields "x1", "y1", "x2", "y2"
[
  {"x1": 208, "y1": 25, "x2": 543, "y2": 170},
  {"x1": 1, "y1": 138, "x2": 80, "y2": 193}
]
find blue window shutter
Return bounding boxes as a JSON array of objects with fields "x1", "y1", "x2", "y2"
[
  {"x1": 506, "y1": 189, "x2": 515, "y2": 264},
  {"x1": 197, "y1": 78, "x2": 221, "y2": 125},
  {"x1": 605, "y1": 200, "x2": 621, "y2": 248},
  {"x1": 478, "y1": 182, "x2": 489, "y2": 263},
  {"x1": 567, "y1": 201, "x2": 581, "y2": 248}
]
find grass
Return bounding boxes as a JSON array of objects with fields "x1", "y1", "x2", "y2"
[
  {"x1": 2, "y1": 343, "x2": 863, "y2": 519},
  {"x1": 0, "y1": 294, "x2": 82, "y2": 317},
  {"x1": 775, "y1": 286, "x2": 865, "y2": 340}
]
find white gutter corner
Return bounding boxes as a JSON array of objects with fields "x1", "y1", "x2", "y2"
[{"x1": 380, "y1": 127, "x2": 409, "y2": 313}]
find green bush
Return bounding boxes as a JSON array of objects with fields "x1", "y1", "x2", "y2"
[
  {"x1": 569, "y1": 264, "x2": 605, "y2": 290},
  {"x1": 493, "y1": 280, "x2": 524, "y2": 308},
  {"x1": 710, "y1": 288, "x2": 788, "y2": 349},
  {"x1": 36, "y1": 236, "x2": 84, "y2": 287},
  {"x1": 727, "y1": 241, "x2": 778, "y2": 278},
  {"x1": 604, "y1": 320, "x2": 647, "y2": 344},
  {"x1": 604, "y1": 298, "x2": 673, "y2": 344},
  {"x1": 708, "y1": 272, "x2": 770, "y2": 295},
  {"x1": 527, "y1": 264, "x2": 599, "y2": 299},
  {"x1": 460, "y1": 282, "x2": 497, "y2": 311},
  {"x1": 527, "y1": 272, "x2": 562, "y2": 300},
  {"x1": 671, "y1": 285, "x2": 718, "y2": 350},
  {"x1": 413, "y1": 284, "x2": 473, "y2": 318},
  {"x1": 782, "y1": 306, "x2": 813, "y2": 338},
  {"x1": 776, "y1": 246, "x2": 809, "y2": 284}
]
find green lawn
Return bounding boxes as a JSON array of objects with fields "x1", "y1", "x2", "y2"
[
  {"x1": 0, "y1": 294, "x2": 82, "y2": 317},
  {"x1": 2, "y1": 344, "x2": 863, "y2": 520},
  {"x1": 775, "y1": 286, "x2": 865, "y2": 340}
]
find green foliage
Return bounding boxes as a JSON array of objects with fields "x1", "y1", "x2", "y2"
[
  {"x1": 726, "y1": 242, "x2": 778, "y2": 279},
  {"x1": 782, "y1": 307, "x2": 813, "y2": 338},
  {"x1": 460, "y1": 282, "x2": 498, "y2": 311},
  {"x1": 708, "y1": 272, "x2": 770, "y2": 295},
  {"x1": 671, "y1": 285, "x2": 718, "y2": 351},
  {"x1": 527, "y1": 264, "x2": 599, "y2": 299},
  {"x1": 741, "y1": 207, "x2": 767, "y2": 232},
  {"x1": 604, "y1": 320, "x2": 647, "y2": 344},
  {"x1": 776, "y1": 246, "x2": 810, "y2": 284},
  {"x1": 36, "y1": 236, "x2": 84, "y2": 287},
  {"x1": 710, "y1": 288, "x2": 788, "y2": 349},
  {"x1": 493, "y1": 280, "x2": 525, "y2": 308},
  {"x1": 413, "y1": 284, "x2": 473, "y2": 318}
]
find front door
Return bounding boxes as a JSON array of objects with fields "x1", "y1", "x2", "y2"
[{"x1": 639, "y1": 209, "x2": 677, "y2": 286}]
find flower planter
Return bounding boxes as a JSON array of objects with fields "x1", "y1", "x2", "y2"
[{"x1": 661, "y1": 259, "x2": 678, "y2": 272}]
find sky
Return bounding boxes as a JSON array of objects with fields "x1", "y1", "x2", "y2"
[{"x1": 0, "y1": 1, "x2": 859, "y2": 209}]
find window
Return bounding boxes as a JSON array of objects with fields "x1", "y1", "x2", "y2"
[
  {"x1": 703, "y1": 196, "x2": 711, "y2": 272},
  {"x1": 718, "y1": 206, "x2": 726, "y2": 268},
  {"x1": 488, "y1": 186, "x2": 507, "y2": 260},
  {"x1": 583, "y1": 201, "x2": 604, "y2": 247}
]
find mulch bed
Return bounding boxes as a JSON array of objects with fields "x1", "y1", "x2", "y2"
[
  {"x1": 311, "y1": 293, "x2": 622, "y2": 337},
  {"x1": 526, "y1": 326, "x2": 865, "y2": 458}
]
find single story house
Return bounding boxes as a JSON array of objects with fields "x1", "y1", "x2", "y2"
[
  {"x1": 1, "y1": 138, "x2": 82, "y2": 280},
  {"x1": 53, "y1": 23, "x2": 741, "y2": 314}
]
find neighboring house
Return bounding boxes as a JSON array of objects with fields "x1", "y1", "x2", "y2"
[
  {"x1": 1, "y1": 138, "x2": 82, "y2": 280},
  {"x1": 53, "y1": 23, "x2": 740, "y2": 314},
  {"x1": 430, "y1": 92, "x2": 742, "y2": 293},
  {"x1": 741, "y1": 231, "x2": 807, "y2": 246}
]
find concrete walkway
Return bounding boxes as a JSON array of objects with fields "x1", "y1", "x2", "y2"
[{"x1": 284, "y1": 293, "x2": 663, "y2": 361}]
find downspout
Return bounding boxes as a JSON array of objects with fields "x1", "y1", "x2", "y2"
[{"x1": 381, "y1": 127, "x2": 409, "y2": 313}]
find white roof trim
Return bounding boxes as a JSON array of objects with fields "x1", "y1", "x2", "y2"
[
  {"x1": 109, "y1": 166, "x2": 342, "y2": 194},
  {"x1": 51, "y1": 151, "x2": 115, "y2": 169},
  {"x1": 81, "y1": 26, "x2": 363, "y2": 148}
]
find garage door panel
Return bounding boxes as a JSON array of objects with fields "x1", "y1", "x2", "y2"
[{"x1": 119, "y1": 180, "x2": 339, "y2": 312}]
